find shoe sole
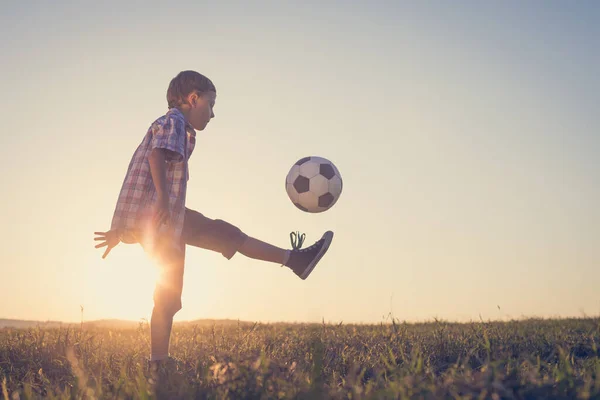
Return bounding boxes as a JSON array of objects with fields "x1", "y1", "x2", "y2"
[{"x1": 300, "y1": 231, "x2": 334, "y2": 280}]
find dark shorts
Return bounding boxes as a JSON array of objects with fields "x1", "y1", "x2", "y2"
[{"x1": 152, "y1": 208, "x2": 247, "y2": 315}]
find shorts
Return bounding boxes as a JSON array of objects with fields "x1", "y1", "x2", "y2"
[{"x1": 150, "y1": 208, "x2": 248, "y2": 315}]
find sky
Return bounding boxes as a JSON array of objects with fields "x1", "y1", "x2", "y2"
[{"x1": 1, "y1": 1, "x2": 598, "y2": 324}]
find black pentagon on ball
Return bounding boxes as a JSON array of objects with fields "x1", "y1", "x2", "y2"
[
  {"x1": 318, "y1": 192, "x2": 335, "y2": 208},
  {"x1": 294, "y1": 202, "x2": 309, "y2": 212},
  {"x1": 295, "y1": 156, "x2": 312, "y2": 166},
  {"x1": 320, "y1": 163, "x2": 335, "y2": 179},
  {"x1": 293, "y1": 175, "x2": 310, "y2": 193}
]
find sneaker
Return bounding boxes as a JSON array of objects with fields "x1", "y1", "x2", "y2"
[{"x1": 285, "y1": 231, "x2": 334, "y2": 280}]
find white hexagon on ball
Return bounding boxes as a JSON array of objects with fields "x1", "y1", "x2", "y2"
[
  {"x1": 298, "y1": 191, "x2": 319, "y2": 212},
  {"x1": 310, "y1": 174, "x2": 329, "y2": 196},
  {"x1": 299, "y1": 160, "x2": 320, "y2": 179}
]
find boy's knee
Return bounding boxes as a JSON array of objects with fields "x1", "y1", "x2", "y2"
[
  {"x1": 153, "y1": 266, "x2": 184, "y2": 318},
  {"x1": 213, "y1": 219, "x2": 248, "y2": 259},
  {"x1": 153, "y1": 293, "x2": 182, "y2": 318},
  {"x1": 182, "y1": 211, "x2": 248, "y2": 259}
]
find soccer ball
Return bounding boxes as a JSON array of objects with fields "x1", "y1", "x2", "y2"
[{"x1": 285, "y1": 156, "x2": 343, "y2": 213}]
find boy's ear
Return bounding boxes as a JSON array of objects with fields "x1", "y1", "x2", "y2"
[{"x1": 186, "y1": 92, "x2": 198, "y2": 107}]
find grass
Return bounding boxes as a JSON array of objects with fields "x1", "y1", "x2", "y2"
[{"x1": 1, "y1": 317, "x2": 599, "y2": 399}]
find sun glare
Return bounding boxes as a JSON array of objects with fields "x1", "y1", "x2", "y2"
[{"x1": 84, "y1": 245, "x2": 158, "y2": 321}]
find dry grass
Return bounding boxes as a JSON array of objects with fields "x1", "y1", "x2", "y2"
[{"x1": 1, "y1": 317, "x2": 599, "y2": 399}]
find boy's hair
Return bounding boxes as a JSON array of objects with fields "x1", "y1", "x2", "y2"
[{"x1": 167, "y1": 70, "x2": 216, "y2": 109}]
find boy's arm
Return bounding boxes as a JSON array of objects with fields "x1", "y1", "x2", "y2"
[{"x1": 148, "y1": 148, "x2": 171, "y2": 226}]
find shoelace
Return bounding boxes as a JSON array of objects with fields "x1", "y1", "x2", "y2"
[{"x1": 290, "y1": 231, "x2": 306, "y2": 250}]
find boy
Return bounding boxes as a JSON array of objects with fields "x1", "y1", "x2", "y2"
[{"x1": 93, "y1": 70, "x2": 333, "y2": 367}]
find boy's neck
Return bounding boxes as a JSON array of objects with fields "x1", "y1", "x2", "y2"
[{"x1": 175, "y1": 105, "x2": 192, "y2": 122}]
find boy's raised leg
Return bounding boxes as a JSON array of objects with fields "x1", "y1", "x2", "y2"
[
  {"x1": 182, "y1": 208, "x2": 334, "y2": 279},
  {"x1": 238, "y1": 237, "x2": 290, "y2": 265}
]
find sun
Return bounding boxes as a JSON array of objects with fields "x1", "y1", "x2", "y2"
[{"x1": 84, "y1": 245, "x2": 159, "y2": 321}]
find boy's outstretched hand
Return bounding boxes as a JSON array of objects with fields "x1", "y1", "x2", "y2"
[{"x1": 94, "y1": 230, "x2": 120, "y2": 259}]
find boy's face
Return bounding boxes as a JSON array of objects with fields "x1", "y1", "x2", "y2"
[{"x1": 187, "y1": 91, "x2": 216, "y2": 131}]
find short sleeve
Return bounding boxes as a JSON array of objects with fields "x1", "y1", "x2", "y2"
[{"x1": 150, "y1": 115, "x2": 186, "y2": 162}]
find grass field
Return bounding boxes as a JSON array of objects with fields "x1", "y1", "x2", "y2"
[{"x1": 1, "y1": 317, "x2": 599, "y2": 399}]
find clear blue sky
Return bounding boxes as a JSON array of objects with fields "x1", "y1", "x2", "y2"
[{"x1": 1, "y1": 1, "x2": 598, "y2": 323}]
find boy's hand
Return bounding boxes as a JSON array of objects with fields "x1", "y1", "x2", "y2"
[
  {"x1": 94, "y1": 230, "x2": 120, "y2": 259},
  {"x1": 154, "y1": 196, "x2": 171, "y2": 228}
]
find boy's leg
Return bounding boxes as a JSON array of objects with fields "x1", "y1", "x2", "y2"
[
  {"x1": 182, "y1": 208, "x2": 288, "y2": 264},
  {"x1": 238, "y1": 237, "x2": 290, "y2": 265},
  {"x1": 150, "y1": 308, "x2": 174, "y2": 361},
  {"x1": 150, "y1": 239, "x2": 185, "y2": 361},
  {"x1": 182, "y1": 208, "x2": 334, "y2": 279}
]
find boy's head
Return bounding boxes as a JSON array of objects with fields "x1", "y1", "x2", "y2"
[{"x1": 167, "y1": 70, "x2": 216, "y2": 131}]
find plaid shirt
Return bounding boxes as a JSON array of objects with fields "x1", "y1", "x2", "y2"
[{"x1": 111, "y1": 108, "x2": 196, "y2": 246}]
